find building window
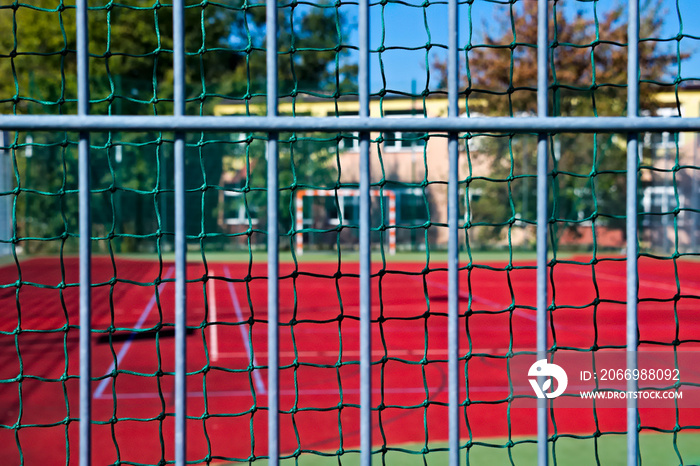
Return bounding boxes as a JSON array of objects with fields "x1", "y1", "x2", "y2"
[
  {"x1": 381, "y1": 111, "x2": 426, "y2": 151},
  {"x1": 382, "y1": 130, "x2": 426, "y2": 150},
  {"x1": 338, "y1": 134, "x2": 359, "y2": 152},
  {"x1": 224, "y1": 191, "x2": 259, "y2": 226},
  {"x1": 645, "y1": 131, "x2": 679, "y2": 150},
  {"x1": 396, "y1": 189, "x2": 428, "y2": 225},
  {"x1": 641, "y1": 186, "x2": 683, "y2": 226},
  {"x1": 643, "y1": 107, "x2": 682, "y2": 149}
]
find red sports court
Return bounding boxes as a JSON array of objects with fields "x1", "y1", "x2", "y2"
[{"x1": 2, "y1": 253, "x2": 699, "y2": 464}]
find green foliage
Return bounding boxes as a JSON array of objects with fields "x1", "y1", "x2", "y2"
[
  {"x1": 220, "y1": 133, "x2": 340, "y2": 248},
  {"x1": 0, "y1": 0, "x2": 355, "y2": 114},
  {"x1": 1, "y1": 0, "x2": 353, "y2": 253},
  {"x1": 436, "y1": 1, "x2": 682, "y2": 248},
  {"x1": 11, "y1": 134, "x2": 80, "y2": 254}
]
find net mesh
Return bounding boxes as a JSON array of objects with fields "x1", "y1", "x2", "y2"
[{"x1": 0, "y1": 0, "x2": 699, "y2": 464}]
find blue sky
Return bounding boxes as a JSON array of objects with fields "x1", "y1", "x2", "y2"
[{"x1": 341, "y1": 0, "x2": 700, "y2": 93}]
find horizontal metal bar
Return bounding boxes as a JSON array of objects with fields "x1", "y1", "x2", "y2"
[{"x1": 1, "y1": 115, "x2": 699, "y2": 133}]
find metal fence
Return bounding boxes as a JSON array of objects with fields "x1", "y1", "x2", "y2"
[{"x1": 1, "y1": 0, "x2": 700, "y2": 465}]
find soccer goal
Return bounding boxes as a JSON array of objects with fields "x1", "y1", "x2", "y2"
[{"x1": 295, "y1": 188, "x2": 396, "y2": 255}]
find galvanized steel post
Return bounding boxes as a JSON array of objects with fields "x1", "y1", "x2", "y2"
[
  {"x1": 267, "y1": 0, "x2": 280, "y2": 462},
  {"x1": 626, "y1": 1, "x2": 640, "y2": 465},
  {"x1": 173, "y1": 0, "x2": 187, "y2": 464},
  {"x1": 359, "y1": 0, "x2": 371, "y2": 463},
  {"x1": 447, "y1": 0, "x2": 460, "y2": 463},
  {"x1": 77, "y1": 0, "x2": 91, "y2": 463},
  {"x1": 536, "y1": 1, "x2": 549, "y2": 465}
]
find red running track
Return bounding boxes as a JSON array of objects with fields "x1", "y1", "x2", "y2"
[{"x1": 0, "y1": 255, "x2": 699, "y2": 464}]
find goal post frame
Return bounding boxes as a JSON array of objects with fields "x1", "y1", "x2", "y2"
[{"x1": 295, "y1": 188, "x2": 396, "y2": 255}]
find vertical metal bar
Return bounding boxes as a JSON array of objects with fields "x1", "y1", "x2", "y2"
[
  {"x1": 172, "y1": 0, "x2": 187, "y2": 464},
  {"x1": 626, "y1": 1, "x2": 640, "y2": 465},
  {"x1": 0, "y1": 131, "x2": 9, "y2": 257},
  {"x1": 76, "y1": 0, "x2": 91, "y2": 463},
  {"x1": 447, "y1": 0, "x2": 459, "y2": 463},
  {"x1": 359, "y1": 0, "x2": 371, "y2": 462},
  {"x1": 693, "y1": 134, "x2": 699, "y2": 250},
  {"x1": 266, "y1": 0, "x2": 280, "y2": 463},
  {"x1": 536, "y1": 1, "x2": 549, "y2": 465}
]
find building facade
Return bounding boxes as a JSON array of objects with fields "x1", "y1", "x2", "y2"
[{"x1": 213, "y1": 87, "x2": 700, "y2": 253}]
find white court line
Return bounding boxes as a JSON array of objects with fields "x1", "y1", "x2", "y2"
[
  {"x1": 216, "y1": 347, "x2": 521, "y2": 359},
  {"x1": 103, "y1": 386, "x2": 460, "y2": 399},
  {"x1": 223, "y1": 265, "x2": 266, "y2": 395},
  {"x1": 218, "y1": 349, "x2": 449, "y2": 359},
  {"x1": 93, "y1": 266, "x2": 175, "y2": 399},
  {"x1": 207, "y1": 270, "x2": 220, "y2": 361},
  {"x1": 412, "y1": 275, "x2": 537, "y2": 323},
  {"x1": 416, "y1": 275, "x2": 594, "y2": 332},
  {"x1": 565, "y1": 267, "x2": 700, "y2": 295},
  {"x1": 102, "y1": 382, "x2": 644, "y2": 400}
]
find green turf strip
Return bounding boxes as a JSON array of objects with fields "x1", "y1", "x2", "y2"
[
  {"x1": 244, "y1": 434, "x2": 700, "y2": 466},
  {"x1": 88, "y1": 248, "x2": 567, "y2": 265}
]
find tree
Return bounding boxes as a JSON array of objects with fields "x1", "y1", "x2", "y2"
[
  {"x1": 0, "y1": 0, "x2": 354, "y2": 252},
  {"x1": 435, "y1": 0, "x2": 678, "y2": 116},
  {"x1": 433, "y1": 0, "x2": 683, "y2": 248},
  {"x1": 0, "y1": 0, "x2": 356, "y2": 114}
]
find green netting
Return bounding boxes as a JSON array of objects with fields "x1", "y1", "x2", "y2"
[{"x1": 1, "y1": 0, "x2": 700, "y2": 464}]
